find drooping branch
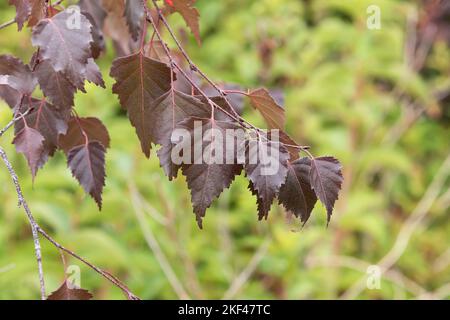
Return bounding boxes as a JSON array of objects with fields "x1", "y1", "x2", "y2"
[{"x1": 145, "y1": 0, "x2": 312, "y2": 155}]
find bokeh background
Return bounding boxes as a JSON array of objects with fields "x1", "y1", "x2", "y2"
[{"x1": 0, "y1": 0, "x2": 449, "y2": 299}]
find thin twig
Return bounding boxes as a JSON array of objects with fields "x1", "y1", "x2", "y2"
[
  {"x1": 0, "y1": 117, "x2": 139, "y2": 300},
  {"x1": 0, "y1": 147, "x2": 46, "y2": 300},
  {"x1": 150, "y1": 0, "x2": 243, "y2": 121},
  {"x1": 0, "y1": 18, "x2": 15, "y2": 31},
  {"x1": 143, "y1": 0, "x2": 311, "y2": 157},
  {"x1": 0, "y1": 105, "x2": 35, "y2": 138}
]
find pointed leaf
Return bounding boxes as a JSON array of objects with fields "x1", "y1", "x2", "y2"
[
  {"x1": 152, "y1": 90, "x2": 210, "y2": 179},
  {"x1": 278, "y1": 158, "x2": 318, "y2": 223},
  {"x1": 0, "y1": 55, "x2": 37, "y2": 100},
  {"x1": 12, "y1": 126, "x2": 44, "y2": 179},
  {"x1": 31, "y1": 9, "x2": 93, "y2": 89},
  {"x1": 27, "y1": 0, "x2": 46, "y2": 27},
  {"x1": 309, "y1": 157, "x2": 343, "y2": 223},
  {"x1": 67, "y1": 141, "x2": 106, "y2": 210},
  {"x1": 14, "y1": 98, "x2": 69, "y2": 170},
  {"x1": 34, "y1": 60, "x2": 77, "y2": 109},
  {"x1": 124, "y1": 0, "x2": 144, "y2": 41},
  {"x1": 175, "y1": 117, "x2": 243, "y2": 228},
  {"x1": 110, "y1": 52, "x2": 172, "y2": 157},
  {"x1": 8, "y1": 0, "x2": 31, "y2": 31},
  {"x1": 86, "y1": 58, "x2": 105, "y2": 88},
  {"x1": 245, "y1": 136, "x2": 289, "y2": 220},
  {"x1": 58, "y1": 117, "x2": 110, "y2": 153},
  {"x1": 249, "y1": 88, "x2": 285, "y2": 130},
  {"x1": 170, "y1": 0, "x2": 201, "y2": 45},
  {"x1": 47, "y1": 280, "x2": 93, "y2": 300}
]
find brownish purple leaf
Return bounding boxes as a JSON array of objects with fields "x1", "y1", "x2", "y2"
[
  {"x1": 175, "y1": 117, "x2": 243, "y2": 228},
  {"x1": 67, "y1": 141, "x2": 106, "y2": 210},
  {"x1": 169, "y1": 0, "x2": 201, "y2": 45},
  {"x1": 12, "y1": 126, "x2": 44, "y2": 179},
  {"x1": 14, "y1": 98, "x2": 69, "y2": 170},
  {"x1": 47, "y1": 280, "x2": 93, "y2": 300},
  {"x1": 27, "y1": 0, "x2": 46, "y2": 28},
  {"x1": 249, "y1": 88, "x2": 285, "y2": 130},
  {"x1": 8, "y1": 0, "x2": 31, "y2": 30},
  {"x1": 34, "y1": 60, "x2": 77, "y2": 109},
  {"x1": 152, "y1": 90, "x2": 210, "y2": 179},
  {"x1": 245, "y1": 136, "x2": 289, "y2": 220},
  {"x1": 58, "y1": 117, "x2": 110, "y2": 153},
  {"x1": 86, "y1": 58, "x2": 105, "y2": 88},
  {"x1": 31, "y1": 9, "x2": 93, "y2": 89},
  {"x1": 278, "y1": 158, "x2": 318, "y2": 224},
  {"x1": 309, "y1": 156, "x2": 343, "y2": 223},
  {"x1": 124, "y1": 0, "x2": 144, "y2": 41},
  {"x1": 110, "y1": 52, "x2": 172, "y2": 157},
  {"x1": 0, "y1": 55, "x2": 37, "y2": 106}
]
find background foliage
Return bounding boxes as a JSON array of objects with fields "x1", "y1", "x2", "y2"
[{"x1": 0, "y1": 0, "x2": 449, "y2": 299}]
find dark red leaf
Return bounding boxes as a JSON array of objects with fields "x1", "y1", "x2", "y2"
[
  {"x1": 34, "y1": 60, "x2": 77, "y2": 109},
  {"x1": 27, "y1": 0, "x2": 46, "y2": 28},
  {"x1": 309, "y1": 156, "x2": 343, "y2": 223},
  {"x1": 278, "y1": 158, "x2": 318, "y2": 224},
  {"x1": 124, "y1": 0, "x2": 144, "y2": 41},
  {"x1": 169, "y1": 0, "x2": 201, "y2": 45},
  {"x1": 152, "y1": 90, "x2": 210, "y2": 179},
  {"x1": 31, "y1": 9, "x2": 93, "y2": 89},
  {"x1": 0, "y1": 55, "x2": 37, "y2": 105},
  {"x1": 14, "y1": 98, "x2": 69, "y2": 171},
  {"x1": 47, "y1": 280, "x2": 93, "y2": 300},
  {"x1": 245, "y1": 137, "x2": 289, "y2": 220},
  {"x1": 67, "y1": 141, "x2": 107, "y2": 210},
  {"x1": 86, "y1": 58, "x2": 105, "y2": 88},
  {"x1": 249, "y1": 88, "x2": 285, "y2": 130},
  {"x1": 58, "y1": 117, "x2": 110, "y2": 153},
  {"x1": 175, "y1": 117, "x2": 243, "y2": 228},
  {"x1": 8, "y1": 0, "x2": 31, "y2": 31},
  {"x1": 110, "y1": 52, "x2": 172, "y2": 157},
  {"x1": 12, "y1": 126, "x2": 44, "y2": 179}
]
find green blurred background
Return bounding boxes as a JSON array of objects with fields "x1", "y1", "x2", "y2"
[{"x1": 0, "y1": 0, "x2": 449, "y2": 299}]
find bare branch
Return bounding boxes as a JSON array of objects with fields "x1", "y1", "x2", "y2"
[
  {"x1": 0, "y1": 117, "x2": 139, "y2": 300},
  {"x1": 0, "y1": 147, "x2": 46, "y2": 300}
]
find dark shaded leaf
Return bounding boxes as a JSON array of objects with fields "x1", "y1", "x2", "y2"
[
  {"x1": 8, "y1": 0, "x2": 31, "y2": 31},
  {"x1": 124, "y1": 0, "x2": 144, "y2": 41},
  {"x1": 309, "y1": 156, "x2": 343, "y2": 223},
  {"x1": 79, "y1": 1, "x2": 107, "y2": 59},
  {"x1": 245, "y1": 136, "x2": 289, "y2": 220},
  {"x1": 67, "y1": 141, "x2": 106, "y2": 210},
  {"x1": 169, "y1": 0, "x2": 201, "y2": 45},
  {"x1": 12, "y1": 126, "x2": 44, "y2": 179},
  {"x1": 0, "y1": 55, "x2": 37, "y2": 103},
  {"x1": 34, "y1": 60, "x2": 77, "y2": 109},
  {"x1": 110, "y1": 52, "x2": 172, "y2": 157},
  {"x1": 175, "y1": 117, "x2": 243, "y2": 228},
  {"x1": 249, "y1": 88, "x2": 285, "y2": 130},
  {"x1": 152, "y1": 90, "x2": 210, "y2": 179},
  {"x1": 79, "y1": 0, "x2": 106, "y2": 28},
  {"x1": 27, "y1": 0, "x2": 46, "y2": 28},
  {"x1": 47, "y1": 280, "x2": 93, "y2": 300},
  {"x1": 278, "y1": 158, "x2": 318, "y2": 223},
  {"x1": 31, "y1": 9, "x2": 93, "y2": 89},
  {"x1": 86, "y1": 58, "x2": 105, "y2": 88},
  {"x1": 14, "y1": 98, "x2": 69, "y2": 170},
  {"x1": 58, "y1": 117, "x2": 110, "y2": 153}
]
